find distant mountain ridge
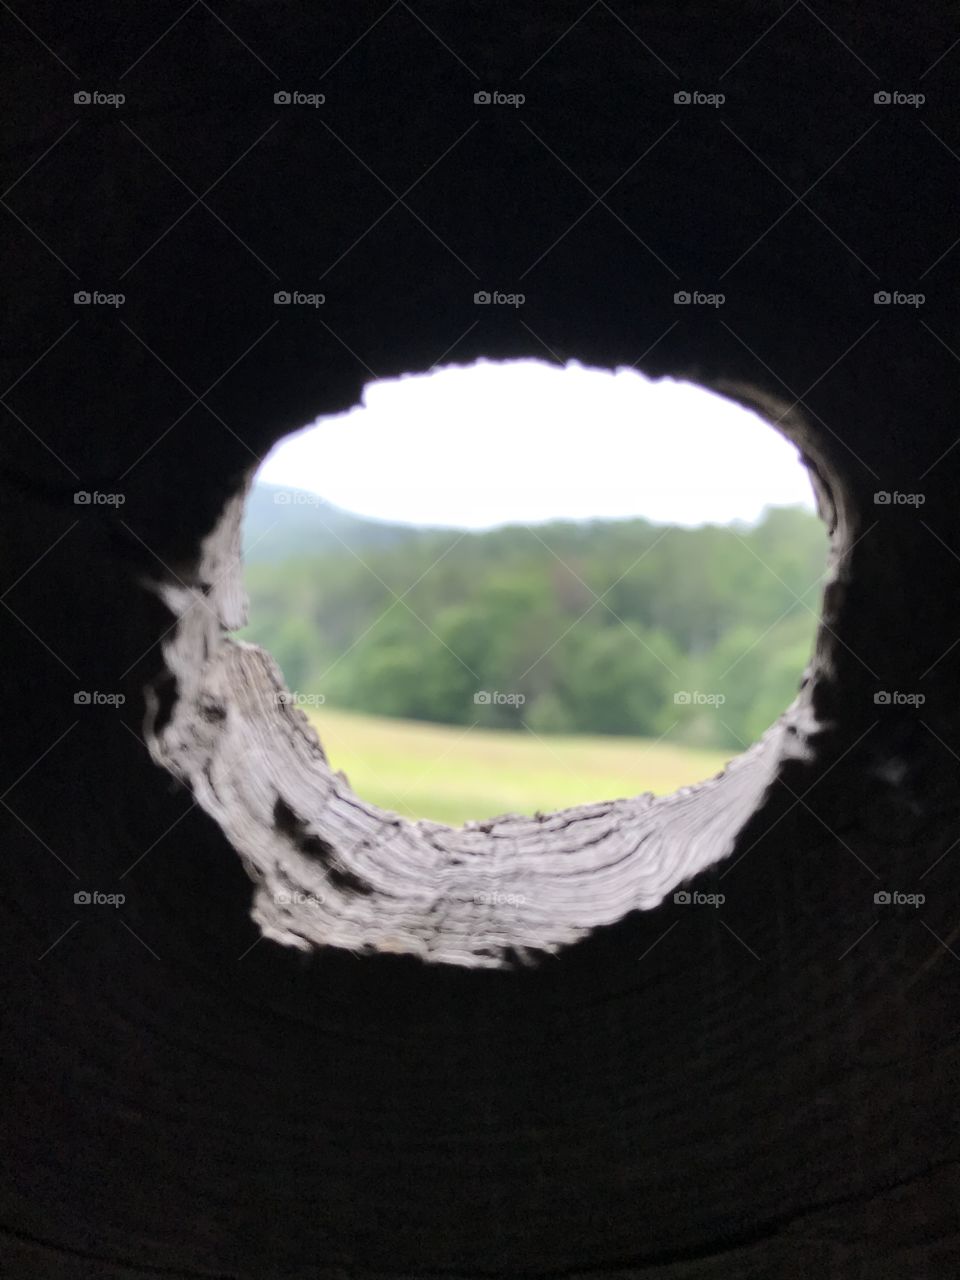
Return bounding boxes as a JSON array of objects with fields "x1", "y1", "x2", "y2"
[
  {"x1": 240, "y1": 493, "x2": 826, "y2": 752},
  {"x1": 243, "y1": 481, "x2": 814, "y2": 563},
  {"x1": 243, "y1": 483, "x2": 434, "y2": 561}
]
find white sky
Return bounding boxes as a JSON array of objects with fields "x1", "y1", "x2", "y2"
[{"x1": 257, "y1": 359, "x2": 815, "y2": 529}]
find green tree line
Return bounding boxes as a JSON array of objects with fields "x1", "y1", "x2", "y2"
[{"x1": 241, "y1": 503, "x2": 825, "y2": 750}]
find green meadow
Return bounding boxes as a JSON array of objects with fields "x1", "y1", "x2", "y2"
[{"x1": 307, "y1": 706, "x2": 732, "y2": 826}]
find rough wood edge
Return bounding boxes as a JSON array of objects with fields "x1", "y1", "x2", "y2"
[{"x1": 142, "y1": 471, "x2": 821, "y2": 968}]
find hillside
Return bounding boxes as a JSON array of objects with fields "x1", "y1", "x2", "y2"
[
  {"x1": 239, "y1": 493, "x2": 826, "y2": 752},
  {"x1": 242, "y1": 482, "x2": 434, "y2": 561}
]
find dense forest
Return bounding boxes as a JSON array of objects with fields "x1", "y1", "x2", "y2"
[{"x1": 241, "y1": 484, "x2": 826, "y2": 750}]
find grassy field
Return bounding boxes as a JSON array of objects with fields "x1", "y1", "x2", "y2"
[{"x1": 306, "y1": 706, "x2": 732, "y2": 826}]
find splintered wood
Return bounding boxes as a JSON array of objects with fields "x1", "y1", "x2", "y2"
[{"x1": 144, "y1": 480, "x2": 808, "y2": 968}]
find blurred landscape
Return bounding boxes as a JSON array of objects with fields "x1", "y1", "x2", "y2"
[
  {"x1": 242, "y1": 482, "x2": 825, "y2": 747},
  {"x1": 297, "y1": 707, "x2": 733, "y2": 826}
]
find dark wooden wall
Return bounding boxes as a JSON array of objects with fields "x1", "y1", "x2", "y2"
[{"x1": 2, "y1": 3, "x2": 959, "y2": 1275}]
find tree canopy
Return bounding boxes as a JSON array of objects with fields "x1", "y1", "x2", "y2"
[{"x1": 241, "y1": 487, "x2": 826, "y2": 751}]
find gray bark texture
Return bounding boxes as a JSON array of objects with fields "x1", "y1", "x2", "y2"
[{"x1": 145, "y1": 477, "x2": 818, "y2": 966}]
